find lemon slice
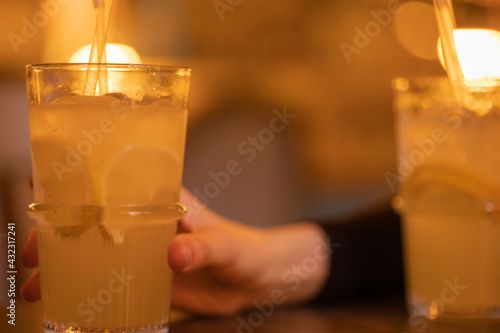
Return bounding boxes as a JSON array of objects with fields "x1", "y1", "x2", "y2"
[
  {"x1": 99, "y1": 144, "x2": 182, "y2": 242},
  {"x1": 101, "y1": 145, "x2": 182, "y2": 207},
  {"x1": 405, "y1": 165, "x2": 493, "y2": 197},
  {"x1": 402, "y1": 165, "x2": 500, "y2": 214},
  {"x1": 30, "y1": 138, "x2": 103, "y2": 240}
]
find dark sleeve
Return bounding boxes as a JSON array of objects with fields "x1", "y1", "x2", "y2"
[{"x1": 312, "y1": 208, "x2": 405, "y2": 304}]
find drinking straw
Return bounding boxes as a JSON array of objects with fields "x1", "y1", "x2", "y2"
[
  {"x1": 433, "y1": 1, "x2": 461, "y2": 81},
  {"x1": 83, "y1": 0, "x2": 114, "y2": 96},
  {"x1": 433, "y1": 0, "x2": 468, "y2": 100}
]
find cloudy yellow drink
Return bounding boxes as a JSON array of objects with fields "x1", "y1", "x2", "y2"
[
  {"x1": 26, "y1": 64, "x2": 190, "y2": 332},
  {"x1": 35, "y1": 208, "x2": 179, "y2": 330},
  {"x1": 393, "y1": 77, "x2": 500, "y2": 320}
]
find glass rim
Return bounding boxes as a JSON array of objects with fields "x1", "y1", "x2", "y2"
[{"x1": 26, "y1": 63, "x2": 191, "y2": 73}]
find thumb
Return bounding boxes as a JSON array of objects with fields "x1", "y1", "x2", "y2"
[{"x1": 168, "y1": 231, "x2": 233, "y2": 273}]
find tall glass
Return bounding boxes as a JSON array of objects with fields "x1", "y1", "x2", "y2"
[
  {"x1": 392, "y1": 77, "x2": 500, "y2": 321},
  {"x1": 26, "y1": 64, "x2": 190, "y2": 333}
]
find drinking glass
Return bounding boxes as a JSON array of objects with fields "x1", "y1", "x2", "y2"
[
  {"x1": 26, "y1": 63, "x2": 190, "y2": 333},
  {"x1": 392, "y1": 76, "x2": 500, "y2": 321}
]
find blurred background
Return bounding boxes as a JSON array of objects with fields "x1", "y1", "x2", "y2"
[{"x1": 1, "y1": 0, "x2": 499, "y2": 331}]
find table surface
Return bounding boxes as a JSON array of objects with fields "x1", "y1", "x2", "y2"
[{"x1": 170, "y1": 294, "x2": 500, "y2": 333}]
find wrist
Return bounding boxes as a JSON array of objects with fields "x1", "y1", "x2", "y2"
[{"x1": 259, "y1": 222, "x2": 331, "y2": 305}]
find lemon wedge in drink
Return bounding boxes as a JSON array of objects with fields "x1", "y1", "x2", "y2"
[
  {"x1": 29, "y1": 138, "x2": 105, "y2": 240},
  {"x1": 101, "y1": 145, "x2": 181, "y2": 207},
  {"x1": 403, "y1": 165, "x2": 500, "y2": 214},
  {"x1": 98, "y1": 145, "x2": 182, "y2": 242}
]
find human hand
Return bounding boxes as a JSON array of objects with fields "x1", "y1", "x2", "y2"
[
  {"x1": 20, "y1": 188, "x2": 331, "y2": 316},
  {"x1": 168, "y1": 188, "x2": 331, "y2": 315}
]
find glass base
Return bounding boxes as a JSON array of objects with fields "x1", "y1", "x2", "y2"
[
  {"x1": 44, "y1": 322, "x2": 169, "y2": 333},
  {"x1": 408, "y1": 296, "x2": 500, "y2": 322}
]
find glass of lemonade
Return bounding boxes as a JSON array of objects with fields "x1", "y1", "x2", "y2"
[
  {"x1": 26, "y1": 64, "x2": 190, "y2": 333},
  {"x1": 392, "y1": 77, "x2": 500, "y2": 321}
]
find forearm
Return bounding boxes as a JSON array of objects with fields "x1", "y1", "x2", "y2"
[
  {"x1": 254, "y1": 207, "x2": 404, "y2": 307},
  {"x1": 258, "y1": 222, "x2": 332, "y2": 306}
]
